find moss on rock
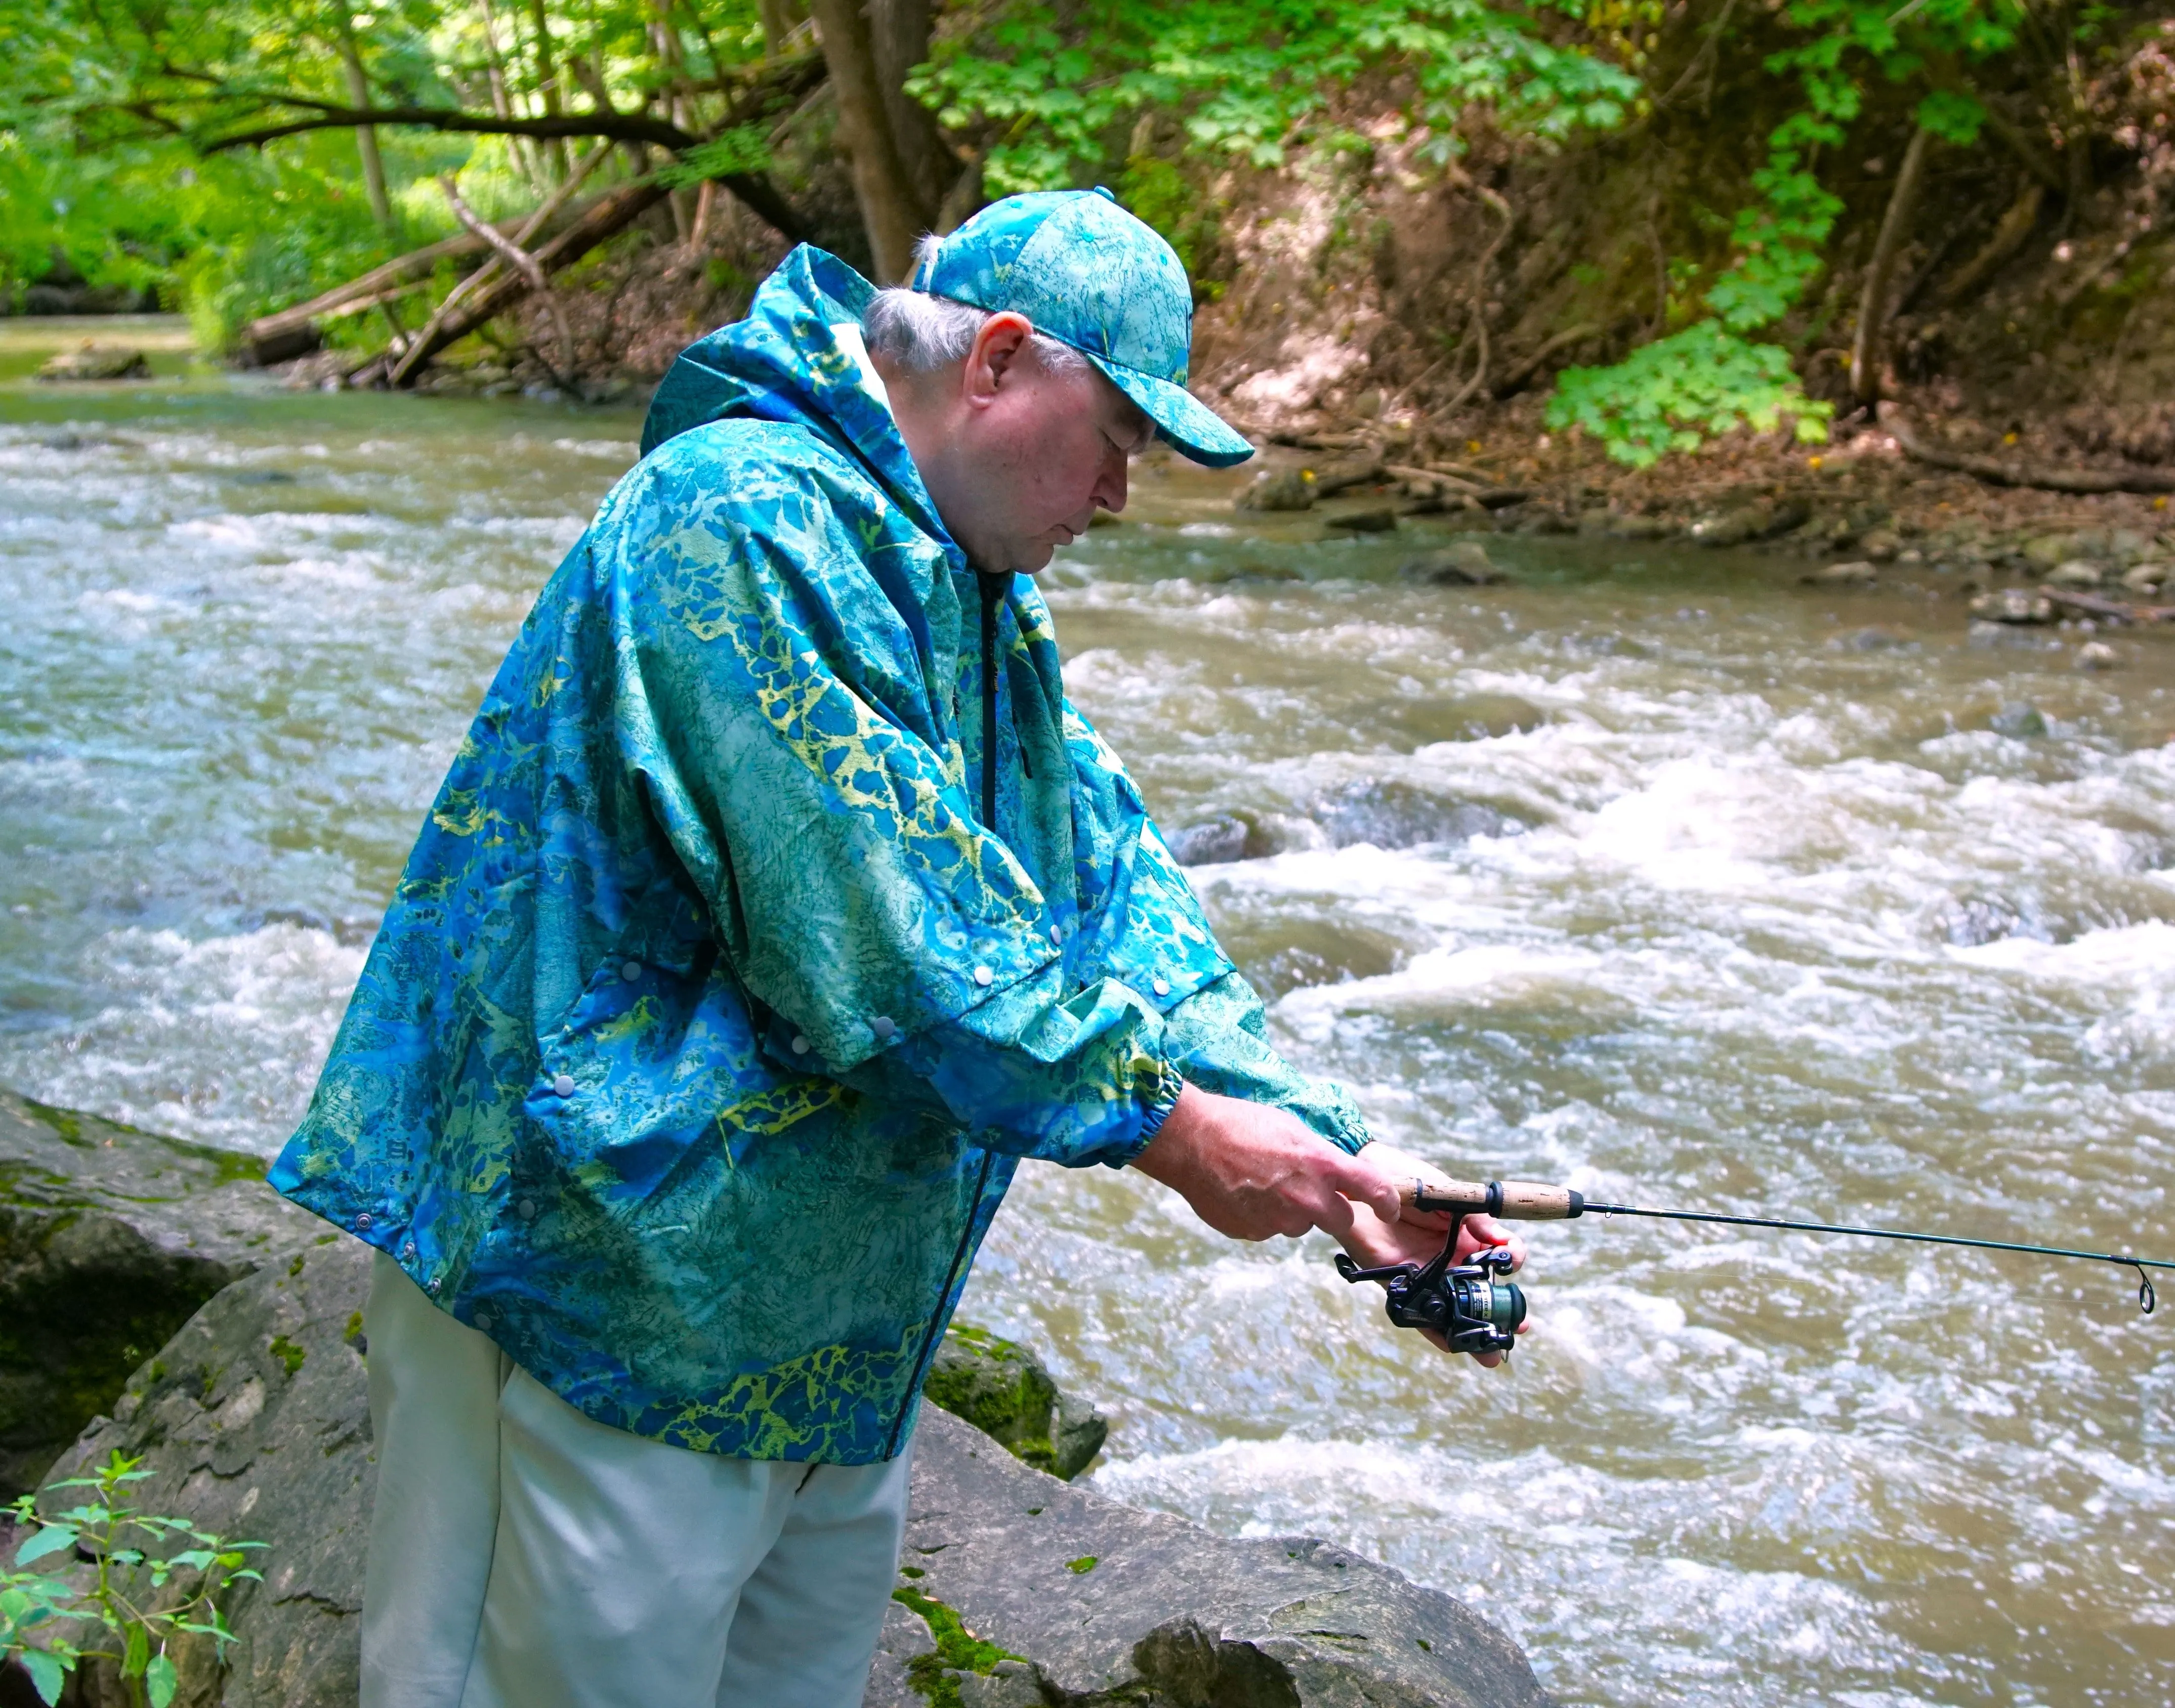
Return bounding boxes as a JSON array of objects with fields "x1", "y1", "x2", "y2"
[{"x1": 921, "y1": 1322, "x2": 1107, "y2": 1481}]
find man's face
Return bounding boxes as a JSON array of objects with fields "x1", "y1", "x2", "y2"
[{"x1": 888, "y1": 312, "x2": 1157, "y2": 575}]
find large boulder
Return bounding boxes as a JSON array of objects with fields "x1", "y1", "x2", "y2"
[
  {"x1": 6, "y1": 1100, "x2": 1550, "y2": 1705},
  {"x1": 0, "y1": 1089, "x2": 324, "y2": 1496},
  {"x1": 865, "y1": 1406, "x2": 1548, "y2": 1707}
]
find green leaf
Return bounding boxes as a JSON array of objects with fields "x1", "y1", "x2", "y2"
[
  {"x1": 147, "y1": 1652, "x2": 179, "y2": 1708},
  {"x1": 22, "y1": 1648, "x2": 66, "y2": 1706},
  {"x1": 12, "y1": 1528, "x2": 75, "y2": 1567},
  {"x1": 124, "y1": 1619, "x2": 150, "y2": 1677}
]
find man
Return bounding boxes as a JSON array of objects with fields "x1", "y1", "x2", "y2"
[{"x1": 271, "y1": 187, "x2": 1523, "y2": 1708}]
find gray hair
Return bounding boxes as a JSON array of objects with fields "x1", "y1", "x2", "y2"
[{"x1": 863, "y1": 234, "x2": 1090, "y2": 376}]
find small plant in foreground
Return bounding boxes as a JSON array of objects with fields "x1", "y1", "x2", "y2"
[{"x1": 2, "y1": 1450, "x2": 264, "y2": 1707}]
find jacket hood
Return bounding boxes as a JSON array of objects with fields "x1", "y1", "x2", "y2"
[{"x1": 640, "y1": 245, "x2": 951, "y2": 551}]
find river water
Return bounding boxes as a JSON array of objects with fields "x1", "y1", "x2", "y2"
[{"x1": 5, "y1": 320, "x2": 2174, "y2": 1706}]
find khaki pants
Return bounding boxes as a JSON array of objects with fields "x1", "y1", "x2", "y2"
[{"x1": 360, "y1": 1254, "x2": 911, "y2": 1708}]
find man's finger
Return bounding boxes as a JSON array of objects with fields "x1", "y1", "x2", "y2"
[{"x1": 1327, "y1": 1151, "x2": 1403, "y2": 1224}]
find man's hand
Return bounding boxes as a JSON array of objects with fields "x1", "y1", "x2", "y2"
[{"x1": 1130, "y1": 1083, "x2": 1403, "y2": 1241}]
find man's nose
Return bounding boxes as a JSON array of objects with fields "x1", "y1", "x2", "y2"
[{"x1": 1094, "y1": 445, "x2": 1128, "y2": 514}]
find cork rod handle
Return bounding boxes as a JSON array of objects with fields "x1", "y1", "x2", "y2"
[{"x1": 1398, "y1": 1178, "x2": 1585, "y2": 1220}]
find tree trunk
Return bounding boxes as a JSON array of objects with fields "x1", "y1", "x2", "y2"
[
  {"x1": 869, "y1": 0, "x2": 952, "y2": 224},
  {"x1": 526, "y1": 0, "x2": 571, "y2": 178},
  {"x1": 1851, "y1": 125, "x2": 1933, "y2": 407},
  {"x1": 805, "y1": 0, "x2": 925, "y2": 281},
  {"x1": 335, "y1": 28, "x2": 393, "y2": 229},
  {"x1": 760, "y1": 0, "x2": 800, "y2": 57}
]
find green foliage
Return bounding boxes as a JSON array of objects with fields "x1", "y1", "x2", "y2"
[
  {"x1": 912, "y1": 0, "x2": 1642, "y2": 196},
  {"x1": 1547, "y1": 321, "x2": 1832, "y2": 467},
  {"x1": 2, "y1": 1450, "x2": 265, "y2": 1708},
  {"x1": 658, "y1": 127, "x2": 776, "y2": 190}
]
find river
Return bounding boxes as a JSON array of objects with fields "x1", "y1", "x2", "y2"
[{"x1": 5, "y1": 319, "x2": 2172, "y2": 1705}]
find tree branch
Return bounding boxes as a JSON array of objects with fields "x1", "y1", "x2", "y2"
[{"x1": 203, "y1": 103, "x2": 696, "y2": 153}]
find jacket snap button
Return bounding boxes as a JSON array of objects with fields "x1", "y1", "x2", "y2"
[
  {"x1": 355, "y1": 1212, "x2": 372, "y2": 1230},
  {"x1": 517, "y1": 1201, "x2": 536, "y2": 1220},
  {"x1": 791, "y1": 1035, "x2": 811, "y2": 1054},
  {"x1": 871, "y1": 1016, "x2": 897, "y2": 1041},
  {"x1": 973, "y1": 965, "x2": 993, "y2": 987},
  {"x1": 402, "y1": 1241, "x2": 416, "y2": 1259},
  {"x1": 552, "y1": 1073, "x2": 576, "y2": 1097},
  {"x1": 1049, "y1": 925, "x2": 1062, "y2": 944},
  {"x1": 1153, "y1": 976, "x2": 1170, "y2": 997},
  {"x1": 474, "y1": 1312, "x2": 492, "y2": 1332},
  {"x1": 621, "y1": 960, "x2": 641, "y2": 981}
]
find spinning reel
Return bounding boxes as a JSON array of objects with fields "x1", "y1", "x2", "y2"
[{"x1": 1335, "y1": 1207, "x2": 1527, "y2": 1358}]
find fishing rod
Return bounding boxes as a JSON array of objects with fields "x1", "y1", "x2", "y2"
[{"x1": 1333, "y1": 1176, "x2": 2175, "y2": 1359}]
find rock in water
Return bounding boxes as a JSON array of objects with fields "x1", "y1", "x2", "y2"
[
  {"x1": 923, "y1": 1322, "x2": 1107, "y2": 1480},
  {"x1": 1970, "y1": 588, "x2": 2055, "y2": 625},
  {"x1": 1324, "y1": 505, "x2": 1397, "y2": 533},
  {"x1": 1991, "y1": 701, "x2": 2049, "y2": 738},
  {"x1": 2121, "y1": 562, "x2": 2168, "y2": 594},
  {"x1": 0, "y1": 1089, "x2": 323, "y2": 1496},
  {"x1": 1164, "y1": 815, "x2": 1252, "y2": 866},
  {"x1": 865, "y1": 1407, "x2": 1547, "y2": 1707},
  {"x1": 1806, "y1": 560, "x2": 1877, "y2": 586},
  {"x1": 1402, "y1": 540, "x2": 1502, "y2": 584},
  {"x1": 1236, "y1": 468, "x2": 1317, "y2": 512},
  {"x1": 2045, "y1": 560, "x2": 2103, "y2": 588},
  {"x1": 34, "y1": 344, "x2": 151, "y2": 382}
]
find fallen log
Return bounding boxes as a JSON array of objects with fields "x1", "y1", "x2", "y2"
[
  {"x1": 355, "y1": 178, "x2": 671, "y2": 389},
  {"x1": 2039, "y1": 585, "x2": 2175, "y2": 624},
  {"x1": 1885, "y1": 409, "x2": 2175, "y2": 495},
  {"x1": 237, "y1": 210, "x2": 575, "y2": 367}
]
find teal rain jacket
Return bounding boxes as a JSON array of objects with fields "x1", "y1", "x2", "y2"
[{"x1": 271, "y1": 246, "x2": 1370, "y2": 1463}]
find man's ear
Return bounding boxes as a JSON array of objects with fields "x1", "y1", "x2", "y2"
[{"x1": 962, "y1": 312, "x2": 1035, "y2": 407}]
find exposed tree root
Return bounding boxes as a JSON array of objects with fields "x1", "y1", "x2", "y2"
[{"x1": 1883, "y1": 409, "x2": 2175, "y2": 494}]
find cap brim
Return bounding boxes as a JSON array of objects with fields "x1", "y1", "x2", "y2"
[{"x1": 1086, "y1": 355, "x2": 1256, "y2": 469}]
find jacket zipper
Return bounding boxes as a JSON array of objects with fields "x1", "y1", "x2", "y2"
[
  {"x1": 888, "y1": 574, "x2": 1008, "y2": 1457},
  {"x1": 979, "y1": 571, "x2": 1001, "y2": 828}
]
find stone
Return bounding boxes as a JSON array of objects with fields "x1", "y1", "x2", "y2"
[
  {"x1": 1831, "y1": 627, "x2": 1914, "y2": 652},
  {"x1": 2121, "y1": 562, "x2": 2168, "y2": 594},
  {"x1": 13, "y1": 1244, "x2": 1543, "y2": 1708},
  {"x1": 1970, "y1": 588, "x2": 2055, "y2": 625},
  {"x1": 923, "y1": 1322, "x2": 1107, "y2": 1481},
  {"x1": 1236, "y1": 468, "x2": 1317, "y2": 512},
  {"x1": 34, "y1": 344, "x2": 151, "y2": 382},
  {"x1": 1312, "y1": 780, "x2": 1519, "y2": 850},
  {"x1": 1807, "y1": 560, "x2": 1877, "y2": 586},
  {"x1": 2077, "y1": 641, "x2": 2119, "y2": 671},
  {"x1": 1857, "y1": 527, "x2": 1903, "y2": 562},
  {"x1": 866, "y1": 1407, "x2": 1546, "y2": 1707},
  {"x1": 1608, "y1": 514, "x2": 1672, "y2": 539},
  {"x1": 0, "y1": 1089, "x2": 324, "y2": 1497},
  {"x1": 1991, "y1": 701, "x2": 2049, "y2": 738},
  {"x1": 1689, "y1": 498, "x2": 1809, "y2": 548},
  {"x1": 2022, "y1": 533, "x2": 2074, "y2": 568},
  {"x1": 2045, "y1": 559, "x2": 2103, "y2": 588},
  {"x1": 21, "y1": 1238, "x2": 377, "y2": 1708},
  {"x1": 1165, "y1": 815, "x2": 1252, "y2": 867},
  {"x1": 1402, "y1": 540, "x2": 1502, "y2": 584},
  {"x1": 1324, "y1": 506, "x2": 1397, "y2": 532}
]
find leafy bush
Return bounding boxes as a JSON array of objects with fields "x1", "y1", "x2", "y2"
[
  {"x1": 2, "y1": 1450, "x2": 264, "y2": 1708},
  {"x1": 1547, "y1": 321, "x2": 1832, "y2": 467}
]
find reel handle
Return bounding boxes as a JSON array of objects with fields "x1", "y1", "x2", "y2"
[{"x1": 1398, "y1": 1178, "x2": 1585, "y2": 1220}]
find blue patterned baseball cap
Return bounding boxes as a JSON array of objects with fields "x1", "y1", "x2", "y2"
[{"x1": 913, "y1": 188, "x2": 1255, "y2": 469}]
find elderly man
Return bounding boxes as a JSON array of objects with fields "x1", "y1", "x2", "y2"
[{"x1": 271, "y1": 188, "x2": 1521, "y2": 1708}]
